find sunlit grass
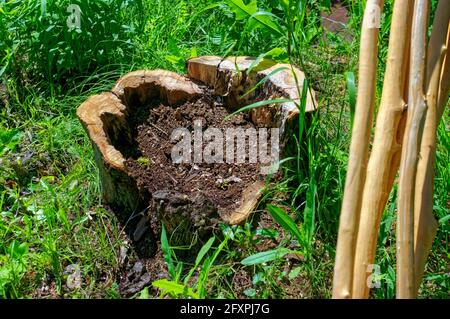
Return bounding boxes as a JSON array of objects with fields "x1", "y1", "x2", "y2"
[{"x1": 0, "y1": 0, "x2": 448, "y2": 299}]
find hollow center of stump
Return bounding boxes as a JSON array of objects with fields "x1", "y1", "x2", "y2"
[{"x1": 110, "y1": 89, "x2": 278, "y2": 246}]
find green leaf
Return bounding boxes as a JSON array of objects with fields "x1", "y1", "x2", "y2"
[
  {"x1": 225, "y1": 0, "x2": 284, "y2": 35},
  {"x1": 247, "y1": 53, "x2": 267, "y2": 75},
  {"x1": 0, "y1": 64, "x2": 7, "y2": 78},
  {"x1": 263, "y1": 47, "x2": 287, "y2": 60},
  {"x1": 160, "y1": 224, "x2": 175, "y2": 279},
  {"x1": 195, "y1": 237, "x2": 215, "y2": 265},
  {"x1": 346, "y1": 71, "x2": 356, "y2": 130},
  {"x1": 247, "y1": 48, "x2": 286, "y2": 74},
  {"x1": 267, "y1": 204, "x2": 303, "y2": 245},
  {"x1": 302, "y1": 175, "x2": 317, "y2": 249},
  {"x1": 244, "y1": 288, "x2": 257, "y2": 297},
  {"x1": 246, "y1": 11, "x2": 284, "y2": 35},
  {"x1": 225, "y1": 0, "x2": 257, "y2": 21},
  {"x1": 288, "y1": 266, "x2": 302, "y2": 280},
  {"x1": 438, "y1": 214, "x2": 450, "y2": 225},
  {"x1": 197, "y1": 235, "x2": 229, "y2": 298},
  {"x1": 189, "y1": 47, "x2": 198, "y2": 58},
  {"x1": 255, "y1": 228, "x2": 279, "y2": 238},
  {"x1": 320, "y1": 0, "x2": 331, "y2": 10},
  {"x1": 297, "y1": 78, "x2": 309, "y2": 140},
  {"x1": 0, "y1": 129, "x2": 22, "y2": 155},
  {"x1": 165, "y1": 55, "x2": 183, "y2": 64},
  {"x1": 152, "y1": 279, "x2": 199, "y2": 298},
  {"x1": 241, "y1": 247, "x2": 290, "y2": 266},
  {"x1": 183, "y1": 237, "x2": 215, "y2": 286},
  {"x1": 225, "y1": 98, "x2": 292, "y2": 120},
  {"x1": 8, "y1": 241, "x2": 28, "y2": 260},
  {"x1": 138, "y1": 287, "x2": 150, "y2": 299}
]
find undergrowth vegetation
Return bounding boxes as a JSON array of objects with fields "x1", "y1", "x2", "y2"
[{"x1": 0, "y1": 0, "x2": 448, "y2": 299}]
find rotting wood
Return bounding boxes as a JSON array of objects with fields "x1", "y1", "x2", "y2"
[{"x1": 77, "y1": 57, "x2": 317, "y2": 248}]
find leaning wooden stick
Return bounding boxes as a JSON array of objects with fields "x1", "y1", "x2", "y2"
[
  {"x1": 332, "y1": 0, "x2": 383, "y2": 299},
  {"x1": 414, "y1": 0, "x2": 450, "y2": 295},
  {"x1": 352, "y1": 0, "x2": 414, "y2": 299},
  {"x1": 397, "y1": 0, "x2": 429, "y2": 299}
]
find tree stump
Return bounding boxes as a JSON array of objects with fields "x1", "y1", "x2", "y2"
[{"x1": 77, "y1": 56, "x2": 316, "y2": 253}]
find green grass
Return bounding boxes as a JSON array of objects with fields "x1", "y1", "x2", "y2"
[{"x1": 0, "y1": 0, "x2": 448, "y2": 299}]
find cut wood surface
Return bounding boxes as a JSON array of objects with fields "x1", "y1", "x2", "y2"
[
  {"x1": 332, "y1": 0, "x2": 383, "y2": 299},
  {"x1": 352, "y1": 0, "x2": 414, "y2": 299},
  {"x1": 77, "y1": 57, "x2": 317, "y2": 232},
  {"x1": 188, "y1": 56, "x2": 316, "y2": 135}
]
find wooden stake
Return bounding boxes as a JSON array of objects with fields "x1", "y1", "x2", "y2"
[
  {"x1": 352, "y1": 0, "x2": 414, "y2": 299},
  {"x1": 332, "y1": 0, "x2": 383, "y2": 299},
  {"x1": 414, "y1": 0, "x2": 450, "y2": 295},
  {"x1": 397, "y1": 0, "x2": 429, "y2": 299}
]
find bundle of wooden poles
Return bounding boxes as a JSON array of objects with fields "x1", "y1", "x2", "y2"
[{"x1": 332, "y1": 0, "x2": 449, "y2": 299}]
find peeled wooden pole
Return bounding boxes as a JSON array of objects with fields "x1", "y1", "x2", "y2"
[
  {"x1": 332, "y1": 0, "x2": 383, "y2": 299},
  {"x1": 414, "y1": 0, "x2": 450, "y2": 294},
  {"x1": 397, "y1": 0, "x2": 429, "y2": 299},
  {"x1": 352, "y1": 0, "x2": 414, "y2": 299}
]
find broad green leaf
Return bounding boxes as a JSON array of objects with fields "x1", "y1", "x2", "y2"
[
  {"x1": 255, "y1": 228, "x2": 279, "y2": 238},
  {"x1": 0, "y1": 129, "x2": 22, "y2": 155},
  {"x1": 288, "y1": 266, "x2": 302, "y2": 280},
  {"x1": 8, "y1": 241, "x2": 28, "y2": 260},
  {"x1": 226, "y1": 0, "x2": 284, "y2": 35},
  {"x1": 0, "y1": 64, "x2": 7, "y2": 78},
  {"x1": 267, "y1": 204, "x2": 303, "y2": 244},
  {"x1": 225, "y1": 0, "x2": 257, "y2": 21},
  {"x1": 189, "y1": 47, "x2": 198, "y2": 58},
  {"x1": 241, "y1": 247, "x2": 290, "y2": 266},
  {"x1": 195, "y1": 237, "x2": 215, "y2": 265},
  {"x1": 246, "y1": 48, "x2": 286, "y2": 74},
  {"x1": 152, "y1": 279, "x2": 199, "y2": 298},
  {"x1": 247, "y1": 52, "x2": 267, "y2": 75},
  {"x1": 200, "y1": 3, "x2": 223, "y2": 13},
  {"x1": 165, "y1": 55, "x2": 183, "y2": 65},
  {"x1": 246, "y1": 11, "x2": 284, "y2": 35}
]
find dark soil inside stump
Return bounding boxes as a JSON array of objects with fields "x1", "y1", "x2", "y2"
[
  {"x1": 113, "y1": 91, "x2": 286, "y2": 298},
  {"x1": 117, "y1": 90, "x2": 279, "y2": 250}
]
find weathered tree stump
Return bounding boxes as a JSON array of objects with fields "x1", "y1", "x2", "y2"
[{"x1": 77, "y1": 56, "x2": 316, "y2": 253}]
